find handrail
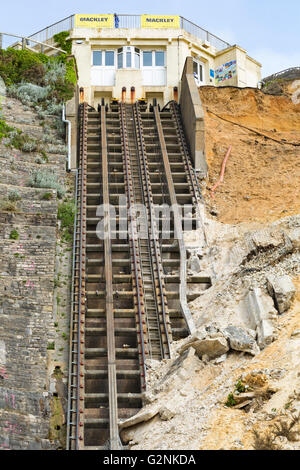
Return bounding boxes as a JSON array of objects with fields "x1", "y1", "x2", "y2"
[
  {"x1": 0, "y1": 31, "x2": 66, "y2": 54},
  {"x1": 28, "y1": 14, "x2": 75, "y2": 39}
]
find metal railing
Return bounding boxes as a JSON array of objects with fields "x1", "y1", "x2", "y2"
[
  {"x1": 25, "y1": 14, "x2": 230, "y2": 52},
  {"x1": 28, "y1": 15, "x2": 75, "y2": 44},
  {"x1": 0, "y1": 31, "x2": 66, "y2": 54},
  {"x1": 262, "y1": 67, "x2": 300, "y2": 84}
]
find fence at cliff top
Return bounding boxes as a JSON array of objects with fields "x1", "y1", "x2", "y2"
[
  {"x1": 262, "y1": 67, "x2": 300, "y2": 84},
  {"x1": 0, "y1": 31, "x2": 67, "y2": 53},
  {"x1": 24, "y1": 14, "x2": 230, "y2": 52}
]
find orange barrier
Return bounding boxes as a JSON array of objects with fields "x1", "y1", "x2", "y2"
[{"x1": 211, "y1": 145, "x2": 232, "y2": 199}]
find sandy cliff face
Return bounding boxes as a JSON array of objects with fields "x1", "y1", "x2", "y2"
[{"x1": 199, "y1": 84, "x2": 300, "y2": 225}]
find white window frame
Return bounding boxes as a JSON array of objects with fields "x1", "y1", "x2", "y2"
[
  {"x1": 141, "y1": 50, "x2": 166, "y2": 87},
  {"x1": 91, "y1": 49, "x2": 116, "y2": 87},
  {"x1": 117, "y1": 46, "x2": 141, "y2": 70},
  {"x1": 193, "y1": 59, "x2": 205, "y2": 86},
  {"x1": 92, "y1": 50, "x2": 116, "y2": 68},
  {"x1": 142, "y1": 50, "x2": 165, "y2": 68}
]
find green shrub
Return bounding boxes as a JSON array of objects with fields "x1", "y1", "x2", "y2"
[
  {"x1": 8, "y1": 190, "x2": 21, "y2": 202},
  {"x1": 28, "y1": 169, "x2": 65, "y2": 199},
  {"x1": 53, "y1": 31, "x2": 72, "y2": 55},
  {"x1": 65, "y1": 58, "x2": 77, "y2": 85},
  {"x1": 8, "y1": 129, "x2": 38, "y2": 152},
  {"x1": 47, "y1": 342, "x2": 55, "y2": 350},
  {"x1": 0, "y1": 200, "x2": 18, "y2": 212},
  {"x1": 0, "y1": 48, "x2": 48, "y2": 86},
  {"x1": 9, "y1": 229, "x2": 19, "y2": 240},
  {"x1": 225, "y1": 393, "x2": 236, "y2": 408},
  {"x1": 58, "y1": 200, "x2": 75, "y2": 242},
  {"x1": 235, "y1": 380, "x2": 246, "y2": 394},
  {"x1": 47, "y1": 143, "x2": 67, "y2": 155},
  {"x1": 0, "y1": 105, "x2": 14, "y2": 142},
  {"x1": 9, "y1": 82, "x2": 50, "y2": 106},
  {"x1": 0, "y1": 48, "x2": 76, "y2": 105},
  {"x1": 41, "y1": 191, "x2": 53, "y2": 200}
]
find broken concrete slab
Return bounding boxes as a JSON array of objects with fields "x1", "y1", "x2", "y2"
[
  {"x1": 247, "y1": 229, "x2": 284, "y2": 251},
  {"x1": 188, "y1": 254, "x2": 202, "y2": 273},
  {"x1": 119, "y1": 406, "x2": 160, "y2": 429},
  {"x1": 267, "y1": 275, "x2": 296, "y2": 314},
  {"x1": 159, "y1": 405, "x2": 175, "y2": 421},
  {"x1": 223, "y1": 326, "x2": 260, "y2": 356},
  {"x1": 245, "y1": 288, "x2": 276, "y2": 349},
  {"x1": 187, "y1": 273, "x2": 212, "y2": 284},
  {"x1": 179, "y1": 333, "x2": 229, "y2": 360},
  {"x1": 287, "y1": 228, "x2": 300, "y2": 249}
]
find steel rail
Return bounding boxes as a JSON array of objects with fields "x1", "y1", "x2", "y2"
[
  {"x1": 119, "y1": 102, "x2": 147, "y2": 390},
  {"x1": 153, "y1": 104, "x2": 195, "y2": 335},
  {"x1": 66, "y1": 167, "x2": 78, "y2": 450},
  {"x1": 133, "y1": 103, "x2": 171, "y2": 358},
  {"x1": 100, "y1": 105, "x2": 120, "y2": 449},
  {"x1": 66, "y1": 103, "x2": 87, "y2": 450},
  {"x1": 77, "y1": 102, "x2": 87, "y2": 449}
]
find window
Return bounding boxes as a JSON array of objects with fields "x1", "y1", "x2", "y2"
[
  {"x1": 155, "y1": 51, "x2": 165, "y2": 67},
  {"x1": 143, "y1": 51, "x2": 152, "y2": 67},
  {"x1": 105, "y1": 51, "x2": 115, "y2": 66},
  {"x1": 134, "y1": 48, "x2": 140, "y2": 69},
  {"x1": 117, "y1": 47, "x2": 140, "y2": 69},
  {"x1": 92, "y1": 50, "x2": 115, "y2": 67},
  {"x1": 193, "y1": 60, "x2": 205, "y2": 85},
  {"x1": 142, "y1": 51, "x2": 165, "y2": 67},
  {"x1": 117, "y1": 49, "x2": 123, "y2": 69},
  {"x1": 126, "y1": 51, "x2": 132, "y2": 68},
  {"x1": 193, "y1": 61, "x2": 198, "y2": 76},
  {"x1": 93, "y1": 51, "x2": 102, "y2": 66}
]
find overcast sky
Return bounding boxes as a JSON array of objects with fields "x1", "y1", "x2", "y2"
[{"x1": 1, "y1": 0, "x2": 299, "y2": 77}]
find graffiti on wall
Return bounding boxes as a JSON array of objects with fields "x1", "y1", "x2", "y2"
[{"x1": 215, "y1": 60, "x2": 237, "y2": 84}]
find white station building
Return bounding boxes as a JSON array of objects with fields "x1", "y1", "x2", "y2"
[{"x1": 28, "y1": 14, "x2": 262, "y2": 107}]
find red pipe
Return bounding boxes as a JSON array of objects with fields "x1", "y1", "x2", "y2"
[
  {"x1": 121, "y1": 87, "x2": 126, "y2": 103},
  {"x1": 211, "y1": 145, "x2": 232, "y2": 199},
  {"x1": 79, "y1": 87, "x2": 84, "y2": 104},
  {"x1": 131, "y1": 87, "x2": 135, "y2": 104},
  {"x1": 173, "y1": 87, "x2": 178, "y2": 102}
]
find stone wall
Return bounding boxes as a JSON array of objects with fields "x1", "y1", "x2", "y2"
[{"x1": 0, "y1": 94, "x2": 69, "y2": 449}]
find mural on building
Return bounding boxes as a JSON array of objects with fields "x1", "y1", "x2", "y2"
[{"x1": 215, "y1": 60, "x2": 237, "y2": 84}]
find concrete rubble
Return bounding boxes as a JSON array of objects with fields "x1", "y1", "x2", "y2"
[
  {"x1": 245, "y1": 288, "x2": 277, "y2": 349},
  {"x1": 120, "y1": 208, "x2": 300, "y2": 450},
  {"x1": 267, "y1": 275, "x2": 296, "y2": 314},
  {"x1": 223, "y1": 325, "x2": 260, "y2": 356}
]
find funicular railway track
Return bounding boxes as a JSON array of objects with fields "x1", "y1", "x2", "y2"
[{"x1": 67, "y1": 99, "x2": 205, "y2": 450}]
